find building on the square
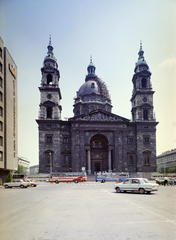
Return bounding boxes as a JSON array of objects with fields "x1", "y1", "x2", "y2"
[
  {"x1": 30, "y1": 165, "x2": 39, "y2": 174},
  {"x1": 18, "y1": 157, "x2": 30, "y2": 174},
  {"x1": 156, "y1": 149, "x2": 176, "y2": 172},
  {"x1": 0, "y1": 37, "x2": 18, "y2": 183},
  {"x1": 36, "y1": 39, "x2": 158, "y2": 176}
]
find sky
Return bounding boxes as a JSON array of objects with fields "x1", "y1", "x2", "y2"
[{"x1": 0, "y1": 0, "x2": 176, "y2": 167}]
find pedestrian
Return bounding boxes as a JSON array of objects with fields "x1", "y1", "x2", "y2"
[
  {"x1": 116, "y1": 177, "x2": 119, "y2": 183},
  {"x1": 164, "y1": 176, "x2": 168, "y2": 186},
  {"x1": 171, "y1": 177, "x2": 174, "y2": 186}
]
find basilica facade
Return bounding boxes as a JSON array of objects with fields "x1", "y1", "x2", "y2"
[{"x1": 36, "y1": 40, "x2": 158, "y2": 174}]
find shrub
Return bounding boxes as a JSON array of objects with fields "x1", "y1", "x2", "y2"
[{"x1": 6, "y1": 172, "x2": 12, "y2": 182}]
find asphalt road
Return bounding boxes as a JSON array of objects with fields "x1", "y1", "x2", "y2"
[{"x1": 0, "y1": 181, "x2": 176, "y2": 240}]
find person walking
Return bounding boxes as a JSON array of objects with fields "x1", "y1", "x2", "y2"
[
  {"x1": 171, "y1": 177, "x2": 174, "y2": 186},
  {"x1": 164, "y1": 176, "x2": 168, "y2": 186}
]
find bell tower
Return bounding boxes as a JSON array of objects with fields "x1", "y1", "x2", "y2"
[
  {"x1": 38, "y1": 37, "x2": 62, "y2": 120},
  {"x1": 131, "y1": 43, "x2": 155, "y2": 122}
]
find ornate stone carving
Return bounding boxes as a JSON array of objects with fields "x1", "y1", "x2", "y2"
[{"x1": 76, "y1": 112, "x2": 124, "y2": 122}]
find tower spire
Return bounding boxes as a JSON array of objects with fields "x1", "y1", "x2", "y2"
[
  {"x1": 49, "y1": 35, "x2": 52, "y2": 45},
  {"x1": 47, "y1": 35, "x2": 53, "y2": 55},
  {"x1": 87, "y1": 55, "x2": 96, "y2": 75},
  {"x1": 138, "y1": 41, "x2": 144, "y2": 61}
]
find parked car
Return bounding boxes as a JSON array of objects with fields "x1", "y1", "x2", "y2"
[
  {"x1": 4, "y1": 179, "x2": 29, "y2": 188},
  {"x1": 24, "y1": 179, "x2": 38, "y2": 187},
  {"x1": 114, "y1": 178, "x2": 159, "y2": 194}
]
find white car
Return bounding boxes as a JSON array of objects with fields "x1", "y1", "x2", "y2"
[
  {"x1": 4, "y1": 179, "x2": 29, "y2": 188},
  {"x1": 114, "y1": 178, "x2": 159, "y2": 194}
]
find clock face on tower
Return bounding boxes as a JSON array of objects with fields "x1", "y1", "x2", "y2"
[{"x1": 47, "y1": 94, "x2": 52, "y2": 99}]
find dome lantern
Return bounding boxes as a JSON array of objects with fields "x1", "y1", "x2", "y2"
[{"x1": 87, "y1": 55, "x2": 96, "y2": 75}]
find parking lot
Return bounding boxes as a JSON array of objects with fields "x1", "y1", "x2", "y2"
[{"x1": 0, "y1": 181, "x2": 176, "y2": 240}]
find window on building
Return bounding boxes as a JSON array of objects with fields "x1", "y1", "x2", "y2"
[
  {"x1": 0, "y1": 77, "x2": 2, "y2": 87},
  {"x1": 0, "y1": 63, "x2": 2, "y2": 73},
  {"x1": 46, "y1": 135, "x2": 53, "y2": 143},
  {"x1": 47, "y1": 107, "x2": 52, "y2": 118},
  {"x1": 0, "y1": 136, "x2": 3, "y2": 146},
  {"x1": 0, "y1": 48, "x2": 2, "y2": 58},
  {"x1": 47, "y1": 74, "x2": 52, "y2": 85},
  {"x1": 143, "y1": 135, "x2": 150, "y2": 144},
  {"x1": 128, "y1": 137, "x2": 134, "y2": 144},
  {"x1": 0, "y1": 151, "x2": 3, "y2": 161},
  {"x1": 142, "y1": 78, "x2": 147, "y2": 88},
  {"x1": 91, "y1": 82, "x2": 95, "y2": 88},
  {"x1": 0, "y1": 121, "x2": 2, "y2": 131},
  {"x1": 0, "y1": 107, "x2": 2, "y2": 117},
  {"x1": 63, "y1": 137, "x2": 69, "y2": 143},
  {"x1": 45, "y1": 151, "x2": 53, "y2": 165},
  {"x1": 144, "y1": 154, "x2": 150, "y2": 165},
  {"x1": 143, "y1": 109, "x2": 148, "y2": 120},
  {"x1": 64, "y1": 155, "x2": 69, "y2": 165}
]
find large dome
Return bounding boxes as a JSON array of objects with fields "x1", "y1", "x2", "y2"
[
  {"x1": 73, "y1": 59, "x2": 112, "y2": 116},
  {"x1": 78, "y1": 80, "x2": 101, "y2": 96}
]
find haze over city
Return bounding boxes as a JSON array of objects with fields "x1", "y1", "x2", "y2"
[{"x1": 0, "y1": 0, "x2": 175, "y2": 166}]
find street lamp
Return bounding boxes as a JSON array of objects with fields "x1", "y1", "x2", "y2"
[{"x1": 49, "y1": 152, "x2": 52, "y2": 174}]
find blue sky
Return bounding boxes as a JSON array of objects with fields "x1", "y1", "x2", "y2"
[{"x1": 0, "y1": 0, "x2": 176, "y2": 166}]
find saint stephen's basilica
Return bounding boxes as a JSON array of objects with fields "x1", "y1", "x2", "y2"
[{"x1": 36, "y1": 39, "x2": 158, "y2": 175}]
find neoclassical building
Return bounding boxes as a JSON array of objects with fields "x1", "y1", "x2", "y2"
[{"x1": 36, "y1": 40, "x2": 158, "y2": 174}]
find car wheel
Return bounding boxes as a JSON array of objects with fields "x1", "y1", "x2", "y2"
[
  {"x1": 34, "y1": 185, "x2": 36, "y2": 187},
  {"x1": 20, "y1": 185, "x2": 24, "y2": 188},
  {"x1": 74, "y1": 180, "x2": 78, "y2": 183},
  {"x1": 146, "y1": 191, "x2": 151, "y2": 194},
  {"x1": 25, "y1": 186, "x2": 27, "y2": 188},
  {"x1": 139, "y1": 188, "x2": 145, "y2": 194},
  {"x1": 5, "y1": 185, "x2": 9, "y2": 188},
  {"x1": 101, "y1": 179, "x2": 105, "y2": 183},
  {"x1": 116, "y1": 187, "x2": 121, "y2": 193},
  {"x1": 55, "y1": 180, "x2": 59, "y2": 184}
]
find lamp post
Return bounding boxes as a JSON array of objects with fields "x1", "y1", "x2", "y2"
[{"x1": 49, "y1": 152, "x2": 52, "y2": 174}]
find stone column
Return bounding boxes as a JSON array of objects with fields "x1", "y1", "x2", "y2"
[
  {"x1": 108, "y1": 150, "x2": 112, "y2": 172},
  {"x1": 88, "y1": 150, "x2": 91, "y2": 174}
]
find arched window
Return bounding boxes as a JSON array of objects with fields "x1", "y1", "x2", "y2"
[
  {"x1": 142, "y1": 78, "x2": 147, "y2": 88},
  {"x1": 47, "y1": 107, "x2": 52, "y2": 118},
  {"x1": 143, "y1": 109, "x2": 148, "y2": 120},
  {"x1": 47, "y1": 74, "x2": 52, "y2": 85},
  {"x1": 91, "y1": 82, "x2": 95, "y2": 88}
]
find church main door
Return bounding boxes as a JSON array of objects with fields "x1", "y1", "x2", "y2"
[
  {"x1": 90, "y1": 134, "x2": 108, "y2": 173},
  {"x1": 94, "y1": 162, "x2": 101, "y2": 172}
]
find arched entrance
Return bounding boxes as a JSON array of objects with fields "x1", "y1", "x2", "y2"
[{"x1": 90, "y1": 134, "x2": 108, "y2": 173}]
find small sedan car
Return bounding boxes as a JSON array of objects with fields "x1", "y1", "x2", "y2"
[
  {"x1": 24, "y1": 179, "x2": 38, "y2": 187},
  {"x1": 114, "y1": 178, "x2": 159, "y2": 194},
  {"x1": 4, "y1": 179, "x2": 29, "y2": 188}
]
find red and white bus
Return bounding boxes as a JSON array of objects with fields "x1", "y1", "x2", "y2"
[{"x1": 49, "y1": 172, "x2": 87, "y2": 183}]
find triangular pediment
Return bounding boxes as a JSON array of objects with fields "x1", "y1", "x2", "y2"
[
  {"x1": 69, "y1": 110, "x2": 129, "y2": 122},
  {"x1": 43, "y1": 100, "x2": 55, "y2": 107}
]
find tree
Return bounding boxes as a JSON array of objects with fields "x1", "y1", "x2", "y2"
[
  {"x1": 6, "y1": 172, "x2": 12, "y2": 182},
  {"x1": 15, "y1": 165, "x2": 27, "y2": 174}
]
